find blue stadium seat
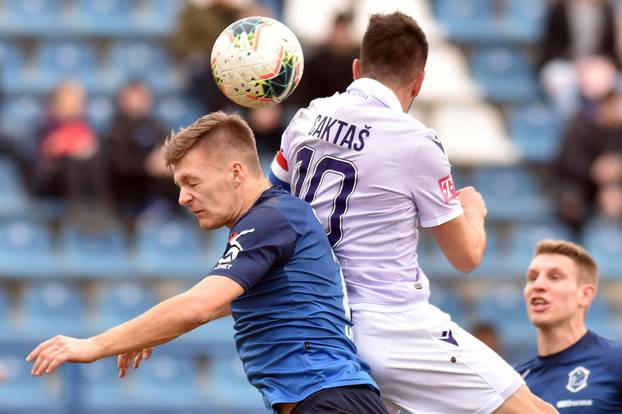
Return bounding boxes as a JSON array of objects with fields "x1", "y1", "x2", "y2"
[
  {"x1": 503, "y1": 0, "x2": 547, "y2": 42},
  {"x1": 33, "y1": 41, "x2": 99, "y2": 92},
  {"x1": 429, "y1": 286, "x2": 467, "y2": 326},
  {"x1": 1, "y1": 96, "x2": 44, "y2": 154},
  {"x1": 0, "y1": 354, "x2": 63, "y2": 413},
  {"x1": 134, "y1": 217, "x2": 210, "y2": 279},
  {"x1": 96, "y1": 282, "x2": 157, "y2": 329},
  {"x1": 434, "y1": 0, "x2": 496, "y2": 42},
  {"x1": 0, "y1": 41, "x2": 26, "y2": 93},
  {"x1": 0, "y1": 156, "x2": 29, "y2": 215},
  {"x1": 474, "y1": 285, "x2": 536, "y2": 347},
  {"x1": 155, "y1": 94, "x2": 205, "y2": 130},
  {"x1": 108, "y1": 41, "x2": 183, "y2": 94},
  {"x1": 472, "y1": 166, "x2": 551, "y2": 221},
  {"x1": 81, "y1": 357, "x2": 137, "y2": 411},
  {"x1": 506, "y1": 221, "x2": 572, "y2": 275},
  {"x1": 59, "y1": 223, "x2": 132, "y2": 278},
  {"x1": 0, "y1": 286, "x2": 11, "y2": 334},
  {"x1": 204, "y1": 357, "x2": 266, "y2": 414},
  {"x1": 586, "y1": 297, "x2": 614, "y2": 338},
  {"x1": 0, "y1": 217, "x2": 57, "y2": 278},
  {"x1": 87, "y1": 95, "x2": 115, "y2": 133},
  {"x1": 74, "y1": 0, "x2": 134, "y2": 35},
  {"x1": 20, "y1": 282, "x2": 87, "y2": 338},
  {"x1": 132, "y1": 355, "x2": 202, "y2": 410},
  {"x1": 134, "y1": 0, "x2": 183, "y2": 36},
  {"x1": 470, "y1": 46, "x2": 539, "y2": 102},
  {"x1": 508, "y1": 103, "x2": 562, "y2": 163},
  {"x1": 583, "y1": 219, "x2": 622, "y2": 279},
  {"x1": 179, "y1": 316, "x2": 237, "y2": 357},
  {"x1": 1, "y1": 0, "x2": 62, "y2": 34}
]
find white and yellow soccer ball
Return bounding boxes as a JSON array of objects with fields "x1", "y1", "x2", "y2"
[{"x1": 211, "y1": 16, "x2": 304, "y2": 108}]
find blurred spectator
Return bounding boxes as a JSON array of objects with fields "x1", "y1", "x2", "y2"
[
  {"x1": 538, "y1": 0, "x2": 619, "y2": 119},
  {"x1": 556, "y1": 89, "x2": 622, "y2": 235},
  {"x1": 248, "y1": 106, "x2": 285, "y2": 156},
  {"x1": 106, "y1": 81, "x2": 176, "y2": 227},
  {"x1": 31, "y1": 80, "x2": 109, "y2": 215},
  {"x1": 291, "y1": 12, "x2": 359, "y2": 107},
  {"x1": 472, "y1": 322, "x2": 504, "y2": 358},
  {"x1": 170, "y1": 0, "x2": 243, "y2": 112}
]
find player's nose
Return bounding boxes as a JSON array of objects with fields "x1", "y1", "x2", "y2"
[{"x1": 178, "y1": 188, "x2": 192, "y2": 206}]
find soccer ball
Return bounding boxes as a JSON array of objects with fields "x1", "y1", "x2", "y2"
[{"x1": 211, "y1": 16, "x2": 304, "y2": 109}]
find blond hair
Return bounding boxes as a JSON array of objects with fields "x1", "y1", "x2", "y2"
[
  {"x1": 534, "y1": 239, "x2": 598, "y2": 286},
  {"x1": 163, "y1": 111, "x2": 261, "y2": 174}
]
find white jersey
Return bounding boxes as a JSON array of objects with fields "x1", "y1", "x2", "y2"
[{"x1": 270, "y1": 78, "x2": 463, "y2": 311}]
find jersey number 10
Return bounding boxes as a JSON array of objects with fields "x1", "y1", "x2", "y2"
[{"x1": 292, "y1": 146, "x2": 358, "y2": 247}]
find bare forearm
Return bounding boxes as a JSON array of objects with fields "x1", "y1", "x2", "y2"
[
  {"x1": 91, "y1": 292, "x2": 209, "y2": 359},
  {"x1": 462, "y1": 207, "x2": 487, "y2": 261}
]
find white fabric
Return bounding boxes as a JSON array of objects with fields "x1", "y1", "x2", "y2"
[{"x1": 352, "y1": 303, "x2": 525, "y2": 414}]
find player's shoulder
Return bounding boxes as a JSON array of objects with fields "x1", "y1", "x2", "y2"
[
  {"x1": 587, "y1": 331, "x2": 622, "y2": 354},
  {"x1": 514, "y1": 357, "x2": 539, "y2": 376}
]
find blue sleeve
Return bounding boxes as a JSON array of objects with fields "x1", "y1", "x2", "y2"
[{"x1": 210, "y1": 206, "x2": 297, "y2": 291}]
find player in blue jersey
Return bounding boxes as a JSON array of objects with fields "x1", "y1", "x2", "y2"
[
  {"x1": 26, "y1": 112, "x2": 387, "y2": 414},
  {"x1": 516, "y1": 239, "x2": 622, "y2": 413}
]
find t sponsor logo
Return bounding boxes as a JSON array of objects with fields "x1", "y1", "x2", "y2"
[{"x1": 438, "y1": 175, "x2": 457, "y2": 204}]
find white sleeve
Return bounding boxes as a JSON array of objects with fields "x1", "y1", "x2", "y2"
[
  {"x1": 410, "y1": 136, "x2": 463, "y2": 228},
  {"x1": 269, "y1": 109, "x2": 305, "y2": 189}
]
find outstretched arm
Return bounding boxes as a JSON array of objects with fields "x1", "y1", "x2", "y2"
[{"x1": 27, "y1": 276, "x2": 244, "y2": 376}]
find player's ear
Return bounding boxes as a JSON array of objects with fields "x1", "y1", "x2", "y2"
[
  {"x1": 352, "y1": 58, "x2": 361, "y2": 80},
  {"x1": 412, "y1": 70, "x2": 425, "y2": 98},
  {"x1": 579, "y1": 283, "x2": 597, "y2": 309},
  {"x1": 230, "y1": 161, "x2": 245, "y2": 188}
]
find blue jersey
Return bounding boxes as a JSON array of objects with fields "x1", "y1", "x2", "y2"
[
  {"x1": 210, "y1": 186, "x2": 376, "y2": 410},
  {"x1": 515, "y1": 331, "x2": 622, "y2": 413}
]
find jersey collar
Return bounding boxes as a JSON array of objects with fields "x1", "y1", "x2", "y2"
[{"x1": 346, "y1": 78, "x2": 403, "y2": 112}]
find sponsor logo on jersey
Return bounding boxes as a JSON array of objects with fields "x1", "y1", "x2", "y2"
[
  {"x1": 556, "y1": 399, "x2": 593, "y2": 408},
  {"x1": 566, "y1": 366, "x2": 590, "y2": 393},
  {"x1": 438, "y1": 175, "x2": 457, "y2": 204},
  {"x1": 215, "y1": 228, "x2": 256, "y2": 270}
]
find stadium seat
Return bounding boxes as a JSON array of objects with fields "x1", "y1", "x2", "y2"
[
  {"x1": 0, "y1": 40, "x2": 26, "y2": 93},
  {"x1": 505, "y1": 221, "x2": 572, "y2": 275},
  {"x1": 0, "y1": 217, "x2": 57, "y2": 278},
  {"x1": 0, "y1": 353, "x2": 63, "y2": 413},
  {"x1": 96, "y1": 282, "x2": 157, "y2": 329},
  {"x1": 32, "y1": 40, "x2": 99, "y2": 92},
  {"x1": 508, "y1": 103, "x2": 562, "y2": 163},
  {"x1": 429, "y1": 286, "x2": 467, "y2": 326},
  {"x1": 74, "y1": 0, "x2": 134, "y2": 35},
  {"x1": 134, "y1": 217, "x2": 210, "y2": 279},
  {"x1": 179, "y1": 316, "x2": 237, "y2": 357},
  {"x1": 20, "y1": 282, "x2": 87, "y2": 338},
  {"x1": 87, "y1": 95, "x2": 115, "y2": 133},
  {"x1": 59, "y1": 223, "x2": 132, "y2": 278},
  {"x1": 503, "y1": 0, "x2": 547, "y2": 43},
  {"x1": 583, "y1": 219, "x2": 622, "y2": 280},
  {"x1": 107, "y1": 41, "x2": 184, "y2": 94},
  {"x1": 586, "y1": 297, "x2": 615, "y2": 338},
  {"x1": 80, "y1": 357, "x2": 137, "y2": 412},
  {"x1": 1, "y1": 96, "x2": 44, "y2": 154},
  {"x1": 434, "y1": 0, "x2": 496, "y2": 42},
  {"x1": 428, "y1": 103, "x2": 519, "y2": 165},
  {"x1": 470, "y1": 46, "x2": 539, "y2": 103},
  {"x1": 132, "y1": 355, "x2": 202, "y2": 410},
  {"x1": 204, "y1": 357, "x2": 266, "y2": 414},
  {"x1": 472, "y1": 166, "x2": 552, "y2": 221},
  {"x1": 0, "y1": 156, "x2": 29, "y2": 216},
  {"x1": 1, "y1": 0, "x2": 62, "y2": 34},
  {"x1": 134, "y1": 0, "x2": 183, "y2": 36},
  {"x1": 418, "y1": 43, "x2": 481, "y2": 103},
  {"x1": 0, "y1": 286, "x2": 11, "y2": 334},
  {"x1": 154, "y1": 94, "x2": 205, "y2": 130},
  {"x1": 474, "y1": 285, "x2": 536, "y2": 347}
]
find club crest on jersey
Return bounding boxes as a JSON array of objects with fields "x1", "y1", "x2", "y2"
[
  {"x1": 566, "y1": 366, "x2": 590, "y2": 393},
  {"x1": 215, "y1": 228, "x2": 255, "y2": 270},
  {"x1": 438, "y1": 175, "x2": 457, "y2": 204}
]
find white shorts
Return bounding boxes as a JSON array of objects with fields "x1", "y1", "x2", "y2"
[{"x1": 352, "y1": 302, "x2": 524, "y2": 414}]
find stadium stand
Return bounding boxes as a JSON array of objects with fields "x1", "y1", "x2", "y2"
[{"x1": 1, "y1": 1, "x2": 621, "y2": 412}]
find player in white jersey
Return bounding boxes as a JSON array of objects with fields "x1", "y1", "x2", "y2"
[{"x1": 270, "y1": 12, "x2": 557, "y2": 414}]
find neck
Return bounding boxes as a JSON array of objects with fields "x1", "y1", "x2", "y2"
[
  {"x1": 536, "y1": 319, "x2": 587, "y2": 356},
  {"x1": 227, "y1": 176, "x2": 271, "y2": 228},
  {"x1": 385, "y1": 82, "x2": 413, "y2": 113}
]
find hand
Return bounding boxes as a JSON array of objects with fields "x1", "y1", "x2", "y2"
[
  {"x1": 117, "y1": 347, "x2": 154, "y2": 378},
  {"x1": 457, "y1": 186, "x2": 487, "y2": 219},
  {"x1": 26, "y1": 335, "x2": 100, "y2": 376}
]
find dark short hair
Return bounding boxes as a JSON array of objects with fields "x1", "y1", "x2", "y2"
[{"x1": 359, "y1": 12, "x2": 428, "y2": 86}]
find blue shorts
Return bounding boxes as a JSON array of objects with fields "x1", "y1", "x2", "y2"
[{"x1": 291, "y1": 385, "x2": 389, "y2": 414}]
